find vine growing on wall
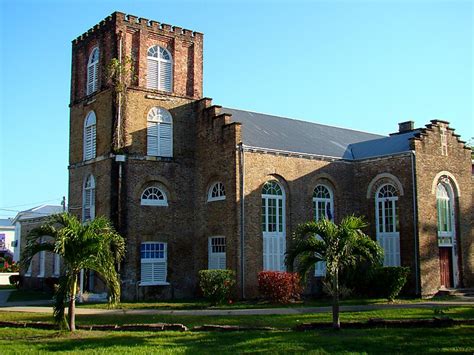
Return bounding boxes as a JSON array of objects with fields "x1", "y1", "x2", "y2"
[{"x1": 107, "y1": 56, "x2": 136, "y2": 152}]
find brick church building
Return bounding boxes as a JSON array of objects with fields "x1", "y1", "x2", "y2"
[{"x1": 65, "y1": 12, "x2": 473, "y2": 300}]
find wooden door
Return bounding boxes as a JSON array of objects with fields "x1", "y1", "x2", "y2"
[{"x1": 439, "y1": 247, "x2": 453, "y2": 288}]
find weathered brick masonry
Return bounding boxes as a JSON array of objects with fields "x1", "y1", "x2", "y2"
[{"x1": 67, "y1": 12, "x2": 473, "y2": 300}]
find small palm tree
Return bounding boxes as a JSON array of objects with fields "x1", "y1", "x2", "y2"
[
  {"x1": 286, "y1": 216, "x2": 382, "y2": 330},
  {"x1": 21, "y1": 213, "x2": 125, "y2": 331}
]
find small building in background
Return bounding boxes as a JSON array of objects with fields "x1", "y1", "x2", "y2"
[{"x1": 0, "y1": 219, "x2": 15, "y2": 260}]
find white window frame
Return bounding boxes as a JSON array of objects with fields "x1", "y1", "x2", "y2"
[
  {"x1": 25, "y1": 260, "x2": 32, "y2": 277},
  {"x1": 375, "y1": 184, "x2": 400, "y2": 267},
  {"x1": 83, "y1": 111, "x2": 97, "y2": 161},
  {"x1": 207, "y1": 182, "x2": 226, "y2": 202},
  {"x1": 53, "y1": 253, "x2": 60, "y2": 277},
  {"x1": 436, "y1": 182, "x2": 455, "y2": 246},
  {"x1": 86, "y1": 47, "x2": 99, "y2": 95},
  {"x1": 141, "y1": 186, "x2": 169, "y2": 206},
  {"x1": 147, "y1": 107, "x2": 173, "y2": 157},
  {"x1": 82, "y1": 175, "x2": 96, "y2": 222},
  {"x1": 262, "y1": 181, "x2": 286, "y2": 271},
  {"x1": 313, "y1": 184, "x2": 334, "y2": 277},
  {"x1": 208, "y1": 236, "x2": 226, "y2": 270},
  {"x1": 140, "y1": 242, "x2": 169, "y2": 286},
  {"x1": 146, "y1": 45, "x2": 173, "y2": 92},
  {"x1": 38, "y1": 237, "x2": 45, "y2": 278}
]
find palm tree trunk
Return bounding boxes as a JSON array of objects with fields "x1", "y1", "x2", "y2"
[
  {"x1": 68, "y1": 273, "x2": 77, "y2": 331},
  {"x1": 332, "y1": 269, "x2": 340, "y2": 330}
]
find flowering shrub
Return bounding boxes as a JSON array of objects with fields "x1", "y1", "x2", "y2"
[
  {"x1": 199, "y1": 269, "x2": 236, "y2": 305},
  {"x1": 0, "y1": 257, "x2": 20, "y2": 272},
  {"x1": 258, "y1": 271, "x2": 303, "y2": 304}
]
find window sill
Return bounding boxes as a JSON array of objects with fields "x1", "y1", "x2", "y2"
[
  {"x1": 139, "y1": 282, "x2": 170, "y2": 287},
  {"x1": 37, "y1": 274, "x2": 45, "y2": 278}
]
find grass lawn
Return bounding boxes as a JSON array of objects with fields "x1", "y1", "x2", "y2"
[
  {"x1": 76, "y1": 295, "x2": 463, "y2": 310},
  {"x1": 0, "y1": 324, "x2": 472, "y2": 353},
  {"x1": 0, "y1": 307, "x2": 473, "y2": 353},
  {"x1": 0, "y1": 285, "x2": 15, "y2": 290},
  {"x1": 1, "y1": 306, "x2": 473, "y2": 328}
]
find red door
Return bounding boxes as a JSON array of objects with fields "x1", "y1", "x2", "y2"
[{"x1": 439, "y1": 247, "x2": 453, "y2": 288}]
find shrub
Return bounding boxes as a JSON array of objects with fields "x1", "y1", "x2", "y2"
[
  {"x1": 9, "y1": 274, "x2": 22, "y2": 289},
  {"x1": 371, "y1": 266, "x2": 410, "y2": 301},
  {"x1": 198, "y1": 269, "x2": 235, "y2": 305},
  {"x1": 258, "y1": 271, "x2": 303, "y2": 304}
]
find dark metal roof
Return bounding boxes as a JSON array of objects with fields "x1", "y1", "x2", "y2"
[
  {"x1": 349, "y1": 130, "x2": 419, "y2": 159},
  {"x1": 224, "y1": 108, "x2": 415, "y2": 160}
]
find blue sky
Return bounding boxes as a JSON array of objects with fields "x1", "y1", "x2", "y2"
[{"x1": 0, "y1": 0, "x2": 472, "y2": 218}]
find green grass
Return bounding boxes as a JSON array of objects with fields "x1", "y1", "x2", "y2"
[
  {"x1": 7, "y1": 289, "x2": 53, "y2": 302},
  {"x1": 0, "y1": 325, "x2": 472, "y2": 353},
  {"x1": 0, "y1": 285, "x2": 15, "y2": 290},
  {"x1": 1, "y1": 306, "x2": 473, "y2": 329},
  {"x1": 76, "y1": 296, "x2": 461, "y2": 310},
  {"x1": 0, "y1": 308, "x2": 472, "y2": 353}
]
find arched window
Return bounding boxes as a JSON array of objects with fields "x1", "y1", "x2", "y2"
[
  {"x1": 208, "y1": 182, "x2": 226, "y2": 202},
  {"x1": 147, "y1": 45, "x2": 173, "y2": 92},
  {"x1": 261, "y1": 180, "x2": 286, "y2": 271},
  {"x1": 86, "y1": 47, "x2": 99, "y2": 95},
  {"x1": 141, "y1": 186, "x2": 168, "y2": 206},
  {"x1": 82, "y1": 175, "x2": 95, "y2": 222},
  {"x1": 83, "y1": 111, "x2": 97, "y2": 161},
  {"x1": 313, "y1": 184, "x2": 334, "y2": 276},
  {"x1": 436, "y1": 183, "x2": 454, "y2": 245},
  {"x1": 147, "y1": 107, "x2": 173, "y2": 157},
  {"x1": 375, "y1": 184, "x2": 400, "y2": 266},
  {"x1": 313, "y1": 185, "x2": 334, "y2": 222}
]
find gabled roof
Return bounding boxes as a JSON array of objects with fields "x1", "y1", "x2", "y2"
[
  {"x1": 224, "y1": 107, "x2": 416, "y2": 160},
  {"x1": 12, "y1": 205, "x2": 64, "y2": 224}
]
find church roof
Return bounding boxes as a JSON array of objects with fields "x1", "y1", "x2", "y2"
[{"x1": 224, "y1": 107, "x2": 417, "y2": 160}]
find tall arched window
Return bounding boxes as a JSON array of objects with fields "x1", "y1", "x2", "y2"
[
  {"x1": 436, "y1": 179, "x2": 458, "y2": 287},
  {"x1": 436, "y1": 183, "x2": 454, "y2": 245},
  {"x1": 147, "y1": 107, "x2": 173, "y2": 157},
  {"x1": 86, "y1": 47, "x2": 99, "y2": 95},
  {"x1": 82, "y1": 175, "x2": 96, "y2": 222},
  {"x1": 261, "y1": 180, "x2": 286, "y2": 271},
  {"x1": 313, "y1": 184, "x2": 334, "y2": 276},
  {"x1": 83, "y1": 111, "x2": 97, "y2": 161},
  {"x1": 147, "y1": 45, "x2": 173, "y2": 92},
  {"x1": 375, "y1": 184, "x2": 400, "y2": 266}
]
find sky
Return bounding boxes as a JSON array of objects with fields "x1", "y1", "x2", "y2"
[{"x1": 0, "y1": 0, "x2": 472, "y2": 218}]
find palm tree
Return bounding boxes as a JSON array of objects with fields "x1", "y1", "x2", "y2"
[
  {"x1": 286, "y1": 216, "x2": 382, "y2": 330},
  {"x1": 21, "y1": 213, "x2": 125, "y2": 331}
]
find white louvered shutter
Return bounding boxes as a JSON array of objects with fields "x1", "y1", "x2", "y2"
[
  {"x1": 87, "y1": 64, "x2": 95, "y2": 94},
  {"x1": 153, "y1": 261, "x2": 167, "y2": 283},
  {"x1": 147, "y1": 121, "x2": 159, "y2": 156},
  {"x1": 147, "y1": 58, "x2": 158, "y2": 89},
  {"x1": 160, "y1": 61, "x2": 172, "y2": 92},
  {"x1": 158, "y1": 123, "x2": 172, "y2": 157},
  {"x1": 92, "y1": 61, "x2": 98, "y2": 93}
]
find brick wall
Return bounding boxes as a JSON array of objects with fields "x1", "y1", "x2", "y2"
[{"x1": 413, "y1": 120, "x2": 473, "y2": 296}]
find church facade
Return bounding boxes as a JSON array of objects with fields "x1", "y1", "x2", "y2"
[{"x1": 66, "y1": 12, "x2": 473, "y2": 300}]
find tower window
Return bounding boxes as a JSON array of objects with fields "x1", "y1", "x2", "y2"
[
  {"x1": 86, "y1": 47, "x2": 99, "y2": 95},
  {"x1": 83, "y1": 174, "x2": 96, "y2": 222},
  {"x1": 83, "y1": 111, "x2": 97, "y2": 161},
  {"x1": 147, "y1": 45, "x2": 173, "y2": 92},
  {"x1": 147, "y1": 107, "x2": 173, "y2": 157}
]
